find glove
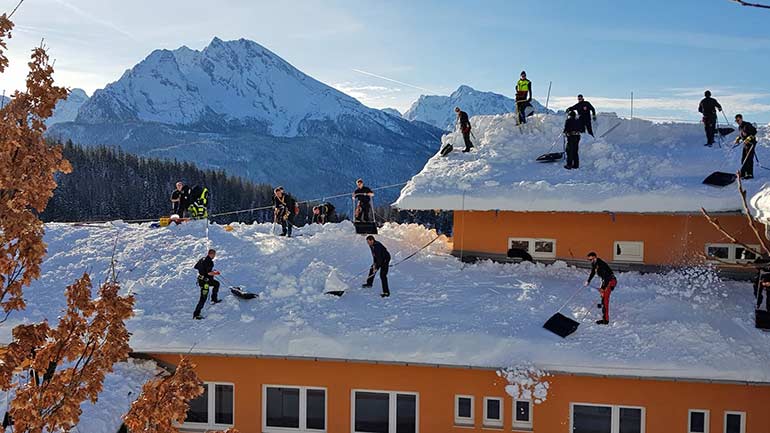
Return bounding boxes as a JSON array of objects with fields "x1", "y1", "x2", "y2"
[{"x1": 592, "y1": 115, "x2": 597, "y2": 121}]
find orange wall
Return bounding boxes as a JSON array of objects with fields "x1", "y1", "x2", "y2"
[
  {"x1": 452, "y1": 211, "x2": 766, "y2": 266},
  {"x1": 152, "y1": 353, "x2": 770, "y2": 433}
]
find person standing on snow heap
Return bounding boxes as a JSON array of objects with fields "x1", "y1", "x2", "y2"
[
  {"x1": 563, "y1": 110, "x2": 582, "y2": 170},
  {"x1": 585, "y1": 251, "x2": 617, "y2": 325},
  {"x1": 353, "y1": 179, "x2": 374, "y2": 222},
  {"x1": 698, "y1": 90, "x2": 723, "y2": 147},
  {"x1": 735, "y1": 114, "x2": 758, "y2": 179},
  {"x1": 515, "y1": 71, "x2": 532, "y2": 125},
  {"x1": 567, "y1": 94, "x2": 597, "y2": 137},
  {"x1": 273, "y1": 186, "x2": 298, "y2": 237},
  {"x1": 454, "y1": 106, "x2": 474, "y2": 152},
  {"x1": 193, "y1": 248, "x2": 221, "y2": 320},
  {"x1": 171, "y1": 181, "x2": 190, "y2": 217},
  {"x1": 362, "y1": 235, "x2": 391, "y2": 298}
]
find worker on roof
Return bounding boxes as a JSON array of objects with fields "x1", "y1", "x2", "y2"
[
  {"x1": 454, "y1": 106, "x2": 474, "y2": 153},
  {"x1": 515, "y1": 71, "x2": 532, "y2": 125},
  {"x1": 735, "y1": 114, "x2": 758, "y2": 180},
  {"x1": 585, "y1": 252, "x2": 617, "y2": 325},
  {"x1": 567, "y1": 94, "x2": 597, "y2": 137},
  {"x1": 563, "y1": 110, "x2": 582, "y2": 170},
  {"x1": 193, "y1": 248, "x2": 221, "y2": 320},
  {"x1": 698, "y1": 90, "x2": 723, "y2": 147},
  {"x1": 362, "y1": 235, "x2": 391, "y2": 298},
  {"x1": 353, "y1": 179, "x2": 374, "y2": 223}
]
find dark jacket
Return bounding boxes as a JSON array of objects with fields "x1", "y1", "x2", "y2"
[
  {"x1": 588, "y1": 258, "x2": 615, "y2": 284},
  {"x1": 194, "y1": 256, "x2": 214, "y2": 277},
  {"x1": 458, "y1": 111, "x2": 471, "y2": 131},
  {"x1": 354, "y1": 187, "x2": 373, "y2": 205},
  {"x1": 698, "y1": 97, "x2": 722, "y2": 117},
  {"x1": 273, "y1": 193, "x2": 296, "y2": 210},
  {"x1": 370, "y1": 241, "x2": 391, "y2": 267},
  {"x1": 739, "y1": 121, "x2": 758, "y2": 140},
  {"x1": 564, "y1": 117, "x2": 582, "y2": 136},
  {"x1": 567, "y1": 101, "x2": 596, "y2": 119}
]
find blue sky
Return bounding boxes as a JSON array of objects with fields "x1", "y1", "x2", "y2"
[{"x1": 3, "y1": 0, "x2": 770, "y2": 122}]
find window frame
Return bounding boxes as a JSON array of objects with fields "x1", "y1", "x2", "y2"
[
  {"x1": 688, "y1": 409, "x2": 709, "y2": 433},
  {"x1": 723, "y1": 411, "x2": 746, "y2": 433},
  {"x1": 569, "y1": 402, "x2": 646, "y2": 433},
  {"x1": 482, "y1": 396, "x2": 503, "y2": 429},
  {"x1": 350, "y1": 389, "x2": 420, "y2": 433},
  {"x1": 181, "y1": 381, "x2": 235, "y2": 430},
  {"x1": 705, "y1": 243, "x2": 760, "y2": 264},
  {"x1": 454, "y1": 394, "x2": 474, "y2": 426},
  {"x1": 613, "y1": 241, "x2": 644, "y2": 263},
  {"x1": 262, "y1": 384, "x2": 328, "y2": 433},
  {"x1": 507, "y1": 237, "x2": 557, "y2": 259},
  {"x1": 512, "y1": 399, "x2": 533, "y2": 430}
]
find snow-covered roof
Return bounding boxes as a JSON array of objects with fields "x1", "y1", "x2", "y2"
[
  {"x1": 4, "y1": 221, "x2": 770, "y2": 382},
  {"x1": 395, "y1": 113, "x2": 769, "y2": 213}
]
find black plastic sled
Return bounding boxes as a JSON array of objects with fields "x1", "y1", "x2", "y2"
[
  {"x1": 440, "y1": 143, "x2": 453, "y2": 157},
  {"x1": 354, "y1": 221, "x2": 378, "y2": 235},
  {"x1": 718, "y1": 127, "x2": 735, "y2": 137},
  {"x1": 702, "y1": 171, "x2": 737, "y2": 187},
  {"x1": 536, "y1": 152, "x2": 564, "y2": 163},
  {"x1": 543, "y1": 312, "x2": 580, "y2": 338},
  {"x1": 757, "y1": 309, "x2": 770, "y2": 330},
  {"x1": 230, "y1": 287, "x2": 258, "y2": 299}
]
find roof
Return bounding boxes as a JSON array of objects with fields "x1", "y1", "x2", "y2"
[
  {"x1": 5, "y1": 221, "x2": 770, "y2": 383},
  {"x1": 394, "y1": 113, "x2": 769, "y2": 213}
]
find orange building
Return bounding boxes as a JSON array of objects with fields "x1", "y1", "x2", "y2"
[
  {"x1": 450, "y1": 210, "x2": 768, "y2": 272},
  {"x1": 143, "y1": 352, "x2": 768, "y2": 433}
]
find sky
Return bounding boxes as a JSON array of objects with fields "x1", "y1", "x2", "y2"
[{"x1": 2, "y1": 0, "x2": 770, "y2": 123}]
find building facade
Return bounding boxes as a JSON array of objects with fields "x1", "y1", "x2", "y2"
[{"x1": 150, "y1": 353, "x2": 769, "y2": 433}]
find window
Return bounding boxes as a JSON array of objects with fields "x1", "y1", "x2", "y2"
[
  {"x1": 263, "y1": 385, "x2": 326, "y2": 432},
  {"x1": 723, "y1": 412, "x2": 745, "y2": 433},
  {"x1": 352, "y1": 390, "x2": 418, "y2": 433},
  {"x1": 570, "y1": 403, "x2": 645, "y2": 433},
  {"x1": 483, "y1": 397, "x2": 503, "y2": 428},
  {"x1": 454, "y1": 395, "x2": 474, "y2": 426},
  {"x1": 614, "y1": 241, "x2": 644, "y2": 262},
  {"x1": 508, "y1": 238, "x2": 557, "y2": 259},
  {"x1": 512, "y1": 399, "x2": 532, "y2": 430},
  {"x1": 183, "y1": 382, "x2": 234, "y2": 429},
  {"x1": 689, "y1": 410, "x2": 709, "y2": 433},
  {"x1": 706, "y1": 244, "x2": 760, "y2": 264}
]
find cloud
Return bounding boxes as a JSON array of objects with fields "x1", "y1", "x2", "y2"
[
  {"x1": 52, "y1": 0, "x2": 136, "y2": 41},
  {"x1": 352, "y1": 69, "x2": 435, "y2": 93},
  {"x1": 332, "y1": 82, "x2": 405, "y2": 107}
]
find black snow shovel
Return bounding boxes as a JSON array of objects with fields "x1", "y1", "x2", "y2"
[
  {"x1": 543, "y1": 286, "x2": 590, "y2": 338},
  {"x1": 702, "y1": 171, "x2": 737, "y2": 187},
  {"x1": 440, "y1": 142, "x2": 454, "y2": 157},
  {"x1": 536, "y1": 133, "x2": 565, "y2": 163},
  {"x1": 325, "y1": 267, "x2": 375, "y2": 297},
  {"x1": 718, "y1": 127, "x2": 735, "y2": 137},
  {"x1": 218, "y1": 275, "x2": 258, "y2": 299}
]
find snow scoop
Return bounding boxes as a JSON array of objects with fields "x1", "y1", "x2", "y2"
[
  {"x1": 543, "y1": 286, "x2": 589, "y2": 338},
  {"x1": 756, "y1": 309, "x2": 770, "y2": 330},
  {"x1": 535, "y1": 133, "x2": 564, "y2": 163},
  {"x1": 324, "y1": 267, "x2": 375, "y2": 297},
  {"x1": 218, "y1": 275, "x2": 258, "y2": 299},
  {"x1": 718, "y1": 127, "x2": 735, "y2": 137},
  {"x1": 702, "y1": 171, "x2": 737, "y2": 187}
]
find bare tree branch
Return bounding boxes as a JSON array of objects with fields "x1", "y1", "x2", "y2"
[
  {"x1": 730, "y1": 0, "x2": 770, "y2": 9},
  {"x1": 700, "y1": 207, "x2": 765, "y2": 258},
  {"x1": 737, "y1": 173, "x2": 770, "y2": 254}
]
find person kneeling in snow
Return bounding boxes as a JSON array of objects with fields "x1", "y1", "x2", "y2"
[
  {"x1": 193, "y1": 249, "x2": 221, "y2": 319},
  {"x1": 362, "y1": 235, "x2": 391, "y2": 298},
  {"x1": 585, "y1": 252, "x2": 617, "y2": 325}
]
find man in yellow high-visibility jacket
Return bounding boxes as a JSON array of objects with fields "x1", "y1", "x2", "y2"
[{"x1": 516, "y1": 71, "x2": 532, "y2": 125}]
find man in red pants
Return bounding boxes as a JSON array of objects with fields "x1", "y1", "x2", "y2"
[{"x1": 585, "y1": 252, "x2": 617, "y2": 325}]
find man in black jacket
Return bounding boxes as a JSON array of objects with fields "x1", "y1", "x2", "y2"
[
  {"x1": 735, "y1": 114, "x2": 758, "y2": 179},
  {"x1": 567, "y1": 94, "x2": 597, "y2": 137},
  {"x1": 171, "y1": 182, "x2": 190, "y2": 217},
  {"x1": 455, "y1": 106, "x2": 474, "y2": 152},
  {"x1": 698, "y1": 90, "x2": 723, "y2": 146},
  {"x1": 353, "y1": 179, "x2": 374, "y2": 223},
  {"x1": 273, "y1": 186, "x2": 298, "y2": 237},
  {"x1": 563, "y1": 111, "x2": 582, "y2": 170},
  {"x1": 193, "y1": 249, "x2": 221, "y2": 319},
  {"x1": 585, "y1": 251, "x2": 617, "y2": 325},
  {"x1": 362, "y1": 235, "x2": 391, "y2": 297},
  {"x1": 756, "y1": 273, "x2": 770, "y2": 311}
]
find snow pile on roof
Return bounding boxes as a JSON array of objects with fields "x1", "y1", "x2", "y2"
[
  {"x1": 3, "y1": 221, "x2": 770, "y2": 382},
  {"x1": 395, "y1": 113, "x2": 769, "y2": 212},
  {"x1": 0, "y1": 359, "x2": 159, "y2": 433},
  {"x1": 750, "y1": 183, "x2": 770, "y2": 222}
]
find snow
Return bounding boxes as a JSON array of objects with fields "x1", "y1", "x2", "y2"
[
  {"x1": 0, "y1": 359, "x2": 159, "y2": 433},
  {"x1": 46, "y1": 88, "x2": 89, "y2": 126},
  {"x1": 3, "y1": 221, "x2": 770, "y2": 383},
  {"x1": 498, "y1": 365, "x2": 550, "y2": 404},
  {"x1": 750, "y1": 181, "x2": 770, "y2": 222},
  {"x1": 403, "y1": 85, "x2": 550, "y2": 131},
  {"x1": 395, "y1": 113, "x2": 770, "y2": 212}
]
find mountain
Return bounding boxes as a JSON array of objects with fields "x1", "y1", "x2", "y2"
[
  {"x1": 403, "y1": 85, "x2": 550, "y2": 131},
  {"x1": 381, "y1": 108, "x2": 402, "y2": 118},
  {"x1": 46, "y1": 88, "x2": 89, "y2": 126},
  {"x1": 48, "y1": 38, "x2": 443, "y2": 201}
]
